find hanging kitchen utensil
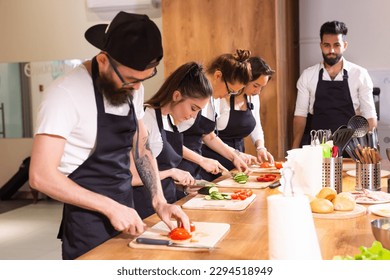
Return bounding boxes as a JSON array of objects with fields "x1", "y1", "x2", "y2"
[
  {"x1": 332, "y1": 128, "x2": 355, "y2": 155},
  {"x1": 310, "y1": 130, "x2": 319, "y2": 146},
  {"x1": 347, "y1": 115, "x2": 369, "y2": 138}
]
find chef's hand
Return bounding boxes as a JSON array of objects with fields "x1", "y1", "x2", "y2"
[
  {"x1": 257, "y1": 148, "x2": 274, "y2": 164},
  {"x1": 106, "y1": 202, "x2": 146, "y2": 235},
  {"x1": 171, "y1": 168, "x2": 196, "y2": 186},
  {"x1": 231, "y1": 153, "x2": 250, "y2": 174},
  {"x1": 238, "y1": 152, "x2": 258, "y2": 165},
  {"x1": 155, "y1": 202, "x2": 190, "y2": 232},
  {"x1": 199, "y1": 157, "x2": 225, "y2": 175}
]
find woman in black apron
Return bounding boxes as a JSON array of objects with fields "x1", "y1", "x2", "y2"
[
  {"x1": 301, "y1": 68, "x2": 355, "y2": 146},
  {"x1": 178, "y1": 50, "x2": 253, "y2": 187},
  {"x1": 131, "y1": 62, "x2": 213, "y2": 217},
  {"x1": 58, "y1": 57, "x2": 137, "y2": 260},
  {"x1": 200, "y1": 94, "x2": 256, "y2": 181}
]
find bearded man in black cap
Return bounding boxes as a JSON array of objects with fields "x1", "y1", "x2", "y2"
[{"x1": 29, "y1": 11, "x2": 190, "y2": 260}]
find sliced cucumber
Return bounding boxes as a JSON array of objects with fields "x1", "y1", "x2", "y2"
[
  {"x1": 204, "y1": 195, "x2": 212, "y2": 200},
  {"x1": 208, "y1": 186, "x2": 219, "y2": 194}
]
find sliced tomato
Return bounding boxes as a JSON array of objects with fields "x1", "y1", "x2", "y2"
[
  {"x1": 189, "y1": 222, "x2": 196, "y2": 232},
  {"x1": 231, "y1": 193, "x2": 238, "y2": 199},
  {"x1": 169, "y1": 227, "x2": 192, "y2": 240},
  {"x1": 256, "y1": 174, "x2": 277, "y2": 182},
  {"x1": 274, "y1": 161, "x2": 284, "y2": 169},
  {"x1": 260, "y1": 162, "x2": 271, "y2": 168}
]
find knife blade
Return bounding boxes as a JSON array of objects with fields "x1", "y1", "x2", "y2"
[
  {"x1": 194, "y1": 179, "x2": 216, "y2": 187},
  {"x1": 136, "y1": 237, "x2": 216, "y2": 249}
]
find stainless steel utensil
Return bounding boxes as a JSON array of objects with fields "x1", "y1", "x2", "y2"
[
  {"x1": 347, "y1": 115, "x2": 369, "y2": 138},
  {"x1": 373, "y1": 127, "x2": 379, "y2": 150},
  {"x1": 135, "y1": 237, "x2": 216, "y2": 249}
]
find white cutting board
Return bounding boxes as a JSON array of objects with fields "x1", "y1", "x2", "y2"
[
  {"x1": 217, "y1": 175, "x2": 277, "y2": 189},
  {"x1": 129, "y1": 221, "x2": 230, "y2": 251},
  {"x1": 182, "y1": 194, "x2": 256, "y2": 211}
]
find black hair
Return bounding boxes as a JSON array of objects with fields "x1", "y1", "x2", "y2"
[
  {"x1": 320, "y1": 21, "x2": 348, "y2": 41},
  {"x1": 248, "y1": 57, "x2": 275, "y2": 81}
]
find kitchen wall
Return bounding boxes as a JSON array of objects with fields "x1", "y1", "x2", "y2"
[
  {"x1": 299, "y1": 0, "x2": 390, "y2": 159},
  {"x1": 0, "y1": 0, "x2": 164, "y2": 188}
]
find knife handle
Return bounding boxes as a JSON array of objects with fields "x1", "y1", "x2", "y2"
[
  {"x1": 136, "y1": 237, "x2": 171, "y2": 246},
  {"x1": 268, "y1": 180, "x2": 281, "y2": 189}
]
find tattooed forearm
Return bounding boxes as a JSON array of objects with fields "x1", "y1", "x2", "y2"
[{"x1": 134, "y1": 135, "x2": 159, "y2": 197}]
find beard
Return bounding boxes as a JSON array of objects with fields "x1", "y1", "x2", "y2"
[
  {"x1": 322, "y1": 53, "x2": 342, "y2": 66},
  {"x1": 96, "y1": 74, "x2": 134, "y2": 106}
]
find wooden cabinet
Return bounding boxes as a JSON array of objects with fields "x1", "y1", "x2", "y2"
[{"x1": 161, "y1": 0, "x2": 299, "y2": 160}]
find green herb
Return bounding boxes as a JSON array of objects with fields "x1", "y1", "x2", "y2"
[{"x1": 333, "y1": 241, "x2": 390, "y2": 260}]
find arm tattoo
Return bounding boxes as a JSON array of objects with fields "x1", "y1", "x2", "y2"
[{"x1": 134, "y1": 134, "x2": 159, "y2": 197}]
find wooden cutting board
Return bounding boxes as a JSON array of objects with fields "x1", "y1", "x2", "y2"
[
  {"x1": 129, "y1": 221, "x2": 230, "y2": 251},
  {"x1": 312, "y1": 204, "x2": 366, "y2": 219},
  {"x1": 182, "y1": 194, "x2": 256, "y2": 211},
  {"x1": 249, "y1": 165, "x2": 280, "y2": 174},
  {"x1": 217, "y1": 175, "x2": 277, "y2": 189}
]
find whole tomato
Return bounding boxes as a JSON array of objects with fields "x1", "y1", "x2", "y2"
[{"x1": 169, "y1": 227, "x2": 192, "y2": 240}]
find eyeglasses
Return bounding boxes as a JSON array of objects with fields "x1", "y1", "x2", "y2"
[
  {"x1": 222, "y1": 74, "x2": 239, "y2": 95},
  {"x1": 106, "y1": 54, "x2": 157, "y2": 88}
]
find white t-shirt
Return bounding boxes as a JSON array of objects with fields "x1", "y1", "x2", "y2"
[
  {"x1": 35, "y1": 64, "x2": 145, "y2": 176},
  {"x1": 294, "y1": 58, "x2": 377, "y2": 120},
  {"x1": 216, "y1": 95, "x2": 265, "y2": 145},
  {"x1": 143, "y1": 107, "x2": 193, "y2": 157}
]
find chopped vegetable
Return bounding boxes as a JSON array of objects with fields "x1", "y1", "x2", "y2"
[
  {"x1": 169, "y1": 227, "x2": 192, "y2": 240},
  {"x1": 274, "y1": 161, "x2": 284, "y2": 169},
  {"x1": 256, "y1": 174, "x2": 277, "y2": 182},
  {"x1": 233, "y1": 172, "x2": 249, "y2": 184},
  {"x1": 333, "y1": 241, "x2": 390, "y2": 260},
  {"x1": 260, "y1": 162, "x2": 271, "y2": 168}
]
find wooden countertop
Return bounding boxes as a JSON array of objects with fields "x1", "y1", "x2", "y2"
[{"x1": 77, "y1": 159, "x2": 390, "y2": 260}]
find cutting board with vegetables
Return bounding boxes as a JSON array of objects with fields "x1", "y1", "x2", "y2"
[
  {"x1": 312, "y1": 204, "x2": 366, "y2": 219},
  {"x1": 217, "y1": 175, "x2": 278, "y2": 189},
  {"x1": 182, "y1": 193, "x2": 256, "y2": 211},
  {"x1": 129, "y1": 221, "x2": 230, "y2": 251}
]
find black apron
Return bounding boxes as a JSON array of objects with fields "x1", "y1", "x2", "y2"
[
  {"x1": 133, "y1": 108, "x2": 183, "y2": 219},
  {"x1": 301, "y1": 69, "x2": 355, "y2": 146},
  {"x1": 177, "y1": 111, "x2": 216, "y2": 179},
  {"x1": 58, "y1": 58, "x2": 137, "y2": 260},
  {"x1": 200, "y1": 95, "x2": 256, "y2": 181}
]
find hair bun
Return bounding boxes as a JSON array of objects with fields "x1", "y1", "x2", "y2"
[{"x1": 233, "y1": 49, "x2": 251, "y2": 62}]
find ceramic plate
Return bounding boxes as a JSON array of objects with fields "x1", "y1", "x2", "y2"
[
  {"x1": 368, "y1": 204, "x2": 390, "y2": 217},
  {"x1": 346, "y1": 169, "x2": 390, "y2": 178},
  {"x1": 350, "y1": 190, "x2": 390, "y2": 204}
]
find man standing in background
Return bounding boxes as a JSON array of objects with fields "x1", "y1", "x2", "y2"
[{"x1": 292, "y1": 20, "x2": 377, "y2": 148}]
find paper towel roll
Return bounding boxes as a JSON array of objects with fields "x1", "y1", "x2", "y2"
[{"x1": 267, "y1": 194, "x2": 322, "y2": 260}]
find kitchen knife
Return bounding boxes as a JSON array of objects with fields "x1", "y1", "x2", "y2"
[{"x1": 135, "y1": 237, "x2": 216, "y2": 249}]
